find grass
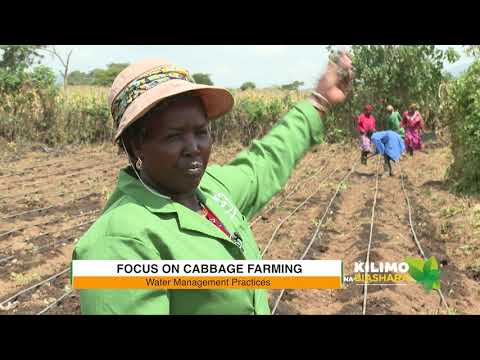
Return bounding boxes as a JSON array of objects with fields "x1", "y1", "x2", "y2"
[
  {"x1": 456, "y1": 244, "x2": 479, "y2": 256},
  {"x1": 440, "y1": 221, "x2": 453, "y2": 237},
  {"x1": 447, "y1": 307, "x2": 458, "y2": 315},
  {"x1": 339, "y1": 181, "x2": 348, "y2": 192},
  {"x1": 441, "y1": 204, "x2": 464, "y2": 218},
  {"x1": 466, "y1": 260, "x2": 480, "y2": 281},
  {"x1": 9, "y1": 271, "x2": 41, "y2": 286},
  {"x1": 472, "y1": 205, "x2": 480, "y2": 229},
  {"x1": 423, "y1": 188, "x2": 433, "y2": 197}
]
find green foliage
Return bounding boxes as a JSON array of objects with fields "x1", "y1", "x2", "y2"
[
  {"x1": 66, "y1": 63, "x2": 129, "y2": 87},
  {"x1": 192, "y1": 73, "x2": 213, "y2": 85},
  {"x1": 442, "y1": 71, "x2": 454, "y2": 82},
  {"x1": 240, "y1": 81, "x2": 256, "y2": 91},
  {"x1": 0, "y1": 63, "x2": 60, "y2": 145},
  {"x1": 56, "y1": 92, "x2": 112, "y2": 144},
  {"x1": 0, "y1": 67, "x2": 29, "y2": 93},
  {"x1": 90, "y1": 63, "x2": 129, "y2": 86},
  {"x1": 67, "y1": 70, "x2": 93, "y2": 86},
  {"x1": 322, "y1": 112, "x2": 347, "y2": 143},
  {"x1": 0, "y1": 45, "x2": 46, "y2": 70},
  {"x1": 0, "y1": 46, "x2": 50, "y2": 94},
  {"x1": 30, "y1": 65, "x2": 58, "y2": 92},
  {"x1": 327, "y1": 45, "x2": 460, "y2": 135},
  {"x1": 210, "y1": 92, "x2": 300, "y2": 146},
  {"x1": 281, "y1": 80, "x2": 304, "y2": 91},
  {"x1": 465, "y1": 45, "x2": 480, "y2": 58},
  {"x1": 444, "y1": 59, "x2": 480, "y2": 194}
]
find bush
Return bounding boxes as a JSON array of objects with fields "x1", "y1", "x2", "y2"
[
  {"x1": 444, "y1": 59, "x2": 480, "y2": 194},
  {"x1": 0, "y1": 65, "x2": 59, "y2": 145},
  {"x1": 55, "y1": 91, "x2": 112, "y2": 144},
  {"x1": 240, "y1": 82, "x2": 256, "y2": 91},
  {"x1": 192, "y1": 73, "x2": 213, "y2": 86},
  {"x1": 1, "y1": 85, "x2": 336, "y2": 149},
  {"x1": 281, "y1": 81, "x2": 304, "y2": 91},
  {"x1": 210, "y1": 90, "x2": 302, "y2": 146}
]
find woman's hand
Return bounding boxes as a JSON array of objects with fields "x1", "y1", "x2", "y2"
[{"x1": 312, "y1": 52, "x2": 353, "y2": 108}]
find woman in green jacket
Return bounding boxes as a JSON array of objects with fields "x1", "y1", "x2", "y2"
[
  {"x1": 72, "y1": 54, "x2": 353, "y2": 315},
  {"x1": 385, "y1": 105, "x2": 405, "y2": 139}
]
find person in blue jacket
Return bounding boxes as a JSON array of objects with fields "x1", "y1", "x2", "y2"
[{"x1": 369, "y1": 130, "x2": 405, "y2": 176}]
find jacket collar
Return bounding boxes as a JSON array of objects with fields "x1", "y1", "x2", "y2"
[{"x1": 113, "y1": 167, "x2": 243, "y2": 248}]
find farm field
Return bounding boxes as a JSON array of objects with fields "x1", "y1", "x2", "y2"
[{"x1": 1, "y1": 138, "x2": 479, "y2": 315}]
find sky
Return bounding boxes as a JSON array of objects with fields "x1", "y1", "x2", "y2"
[{"x1": 40, "y1": 45, "x2": 475, "y2": 89}]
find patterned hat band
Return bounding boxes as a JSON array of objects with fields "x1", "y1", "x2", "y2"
[{"x1": 111, "y1": 64, "x2": 195, "y2": 127}]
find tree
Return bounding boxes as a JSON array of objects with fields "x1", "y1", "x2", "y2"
[
  {"x1": 240, "y1": 81, "x2": 256, "y2": 91},
  {"x1": 281, "y1": 80, "x2": 304, "y2": 91},
  {"x1": 0, "y1": 45, "x2": 46, "y2": 71},
  {"x1": 0, "y1": 45, "x2": 51, "y2": 96},
  {"x1": 327, "y1": 45, "x2": 460, "y2": 131},
  {"x1": 444, "y1": 58, "x2": 480, "y2": 193},
  {"x1": 41, "y1": 46, "x2": 73, "y2": 93},
  {"x1": 442, "y1": 71, "x2": 454, "y2": 82},
  {"x1": 465, "y1": 45, "x2": 480, "y2": 58},
  {"x1": 67, "y1": 70, "x2": 92, "y2": 86},
  {"x1": 192, "y1": 73, "x2": 213, "y2": 85},
  {"x1": 0, "y1": 64, "x2": 59, "y2": 137},
  {"x1": 89, "y1": 63, "x2": 129, "y2": 86}
]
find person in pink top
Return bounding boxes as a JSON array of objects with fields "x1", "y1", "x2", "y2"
[
  {"x1": 357, "y1": 104, "x2": 376, "y2": 164},
  {"x1": 401, "y1": 103, "x2": 424, "y2": 156}
]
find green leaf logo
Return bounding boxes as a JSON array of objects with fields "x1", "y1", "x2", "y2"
[{"x1": 405, "y1": 256, "x2": 441, "y2": 293}]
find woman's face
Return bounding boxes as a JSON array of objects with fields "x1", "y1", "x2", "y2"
[{"x1": 134, "y1": 96, "x2": 212, "y2": 196}]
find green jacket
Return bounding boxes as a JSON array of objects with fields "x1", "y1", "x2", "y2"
[
  {"x1": 72, "y1": 100, "x2": 324, "y2": 315},
  {"x1": 385, "y1": 111, "x2": 405, "y2": 138}
]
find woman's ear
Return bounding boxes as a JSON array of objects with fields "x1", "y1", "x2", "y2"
[
  {"x1": 123, "y1": 134, "x2": 142, "y2": 162},
  {"x1": 130, "y1": 137, "x2": 139, "y2": 157}
]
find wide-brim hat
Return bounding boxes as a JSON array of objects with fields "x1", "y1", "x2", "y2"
[{"x1": 109, "y1": 58, "x2": 234, "y2": 142}]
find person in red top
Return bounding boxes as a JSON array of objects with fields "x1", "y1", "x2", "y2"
[{"x1": 357, "y1": 104, "x2": 376, "y2": 165}]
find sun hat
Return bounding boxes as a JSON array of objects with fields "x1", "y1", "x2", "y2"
[{"x1": 109, "y1": 58, "x2": 234, "y2": 142}]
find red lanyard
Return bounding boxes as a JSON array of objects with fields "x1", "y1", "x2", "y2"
[{"x1": 200, "y1": 203, "x2": 231, "y2": 238}]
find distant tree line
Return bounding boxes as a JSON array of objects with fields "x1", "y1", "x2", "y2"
[{"x1": 67, "y1": 63, "x2": 130, "y2": 86}]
